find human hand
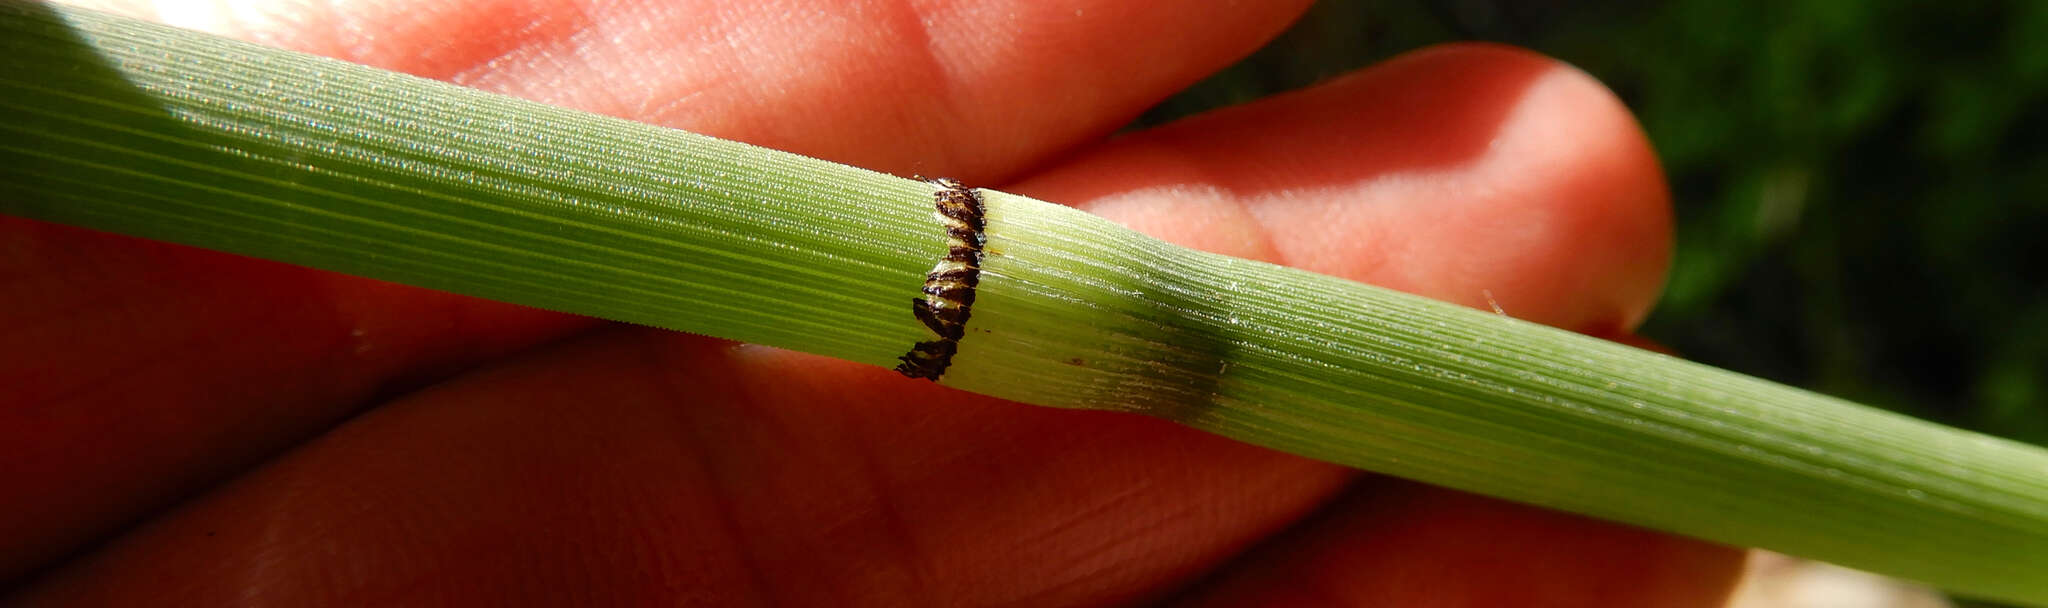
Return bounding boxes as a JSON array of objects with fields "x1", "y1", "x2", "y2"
[{"x1": 4, "y1": 1, "x2": 1741, "y2": 604}]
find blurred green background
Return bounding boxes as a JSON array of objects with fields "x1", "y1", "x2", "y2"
[{"x1": 1137, "y1": 1, "x2": 2048, "y2": 451}]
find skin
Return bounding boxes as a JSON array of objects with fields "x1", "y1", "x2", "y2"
[{"x1": 2, "y1": 0, "x2": 1744, "y2": 605}]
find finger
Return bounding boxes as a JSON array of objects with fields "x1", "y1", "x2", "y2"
[
  {"x1": 3, "y1": 0, "x2": 1309, "y2": 579},
  {"x1": 1173, "y1": 479, "x2": 1745, "y2": 607},
  {"x1": 13, "y1": 330, "x2": 1351, "y2": 606},
  {"x1": 66, "y1": 0, "x2": 1313, "y2": 179},
  {"x1": 0, "y1": 219, "x2": 597, "y2": 581},
  {"x1": 1013, "y1": 43, "x2": 1673, "y2": 335},
  {"x1": 20, "y1": 43, "x2": 1697, "y2": 605}
]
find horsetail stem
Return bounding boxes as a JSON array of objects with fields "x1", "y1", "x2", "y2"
[{"x1": 4, "y1": 4, "x2": 2046, "y2": 604}]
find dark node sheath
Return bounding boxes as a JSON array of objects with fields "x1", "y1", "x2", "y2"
[
  {"x1": 937, "y1": 199, "x2": 986, "y2": 231},
  {"x1": 946, "y1": 245, "x2": 981, "y2": 262},
  {"x1": 927, "y1": 267, "x2": 980, "y2": 286},
  {"x1": 923, "y1": 283, "x2": 976, "y2": 306},
  {"x1": 894, "y1": 176, "x2": 988, "y2": 381},
  {"x1": 893, "y1": 339, "x2": 957, "y2": 379},
  {"x1": 911, "y1": 297, "x2": 964, "y2": 340},
  {"x1": 946, "y1": 227, "x2": 984, "y2": 247}
]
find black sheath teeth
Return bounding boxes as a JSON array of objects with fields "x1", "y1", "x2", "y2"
[{"x1": 895, "y1": 176, "x2": 987, "y2": 381}]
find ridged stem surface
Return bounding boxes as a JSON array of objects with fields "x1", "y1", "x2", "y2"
[{"x1": 4, "y1": 3, "x2": 2045, "y2": 604}]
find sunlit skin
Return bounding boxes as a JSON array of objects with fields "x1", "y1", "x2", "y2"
[{"x1": 4, "y1": 0, "x2": 1742, "y2": 604}]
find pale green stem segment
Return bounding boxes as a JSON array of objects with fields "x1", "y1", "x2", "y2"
[{"x1": 4, "y1": 3, "x2": 2046, "y2": 603}]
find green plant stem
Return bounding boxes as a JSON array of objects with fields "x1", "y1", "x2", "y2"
[{"x1": 4, "y1": 3, "x2": 2046, "y2": 604}]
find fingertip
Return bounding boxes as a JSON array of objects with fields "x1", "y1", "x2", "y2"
[
  {"x1": 1018, "y1": 42, "x2": 1673, "y2": 334},
  {"x1": 1466, "y1": 45, "x2": 1673, "y2": 332}
]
